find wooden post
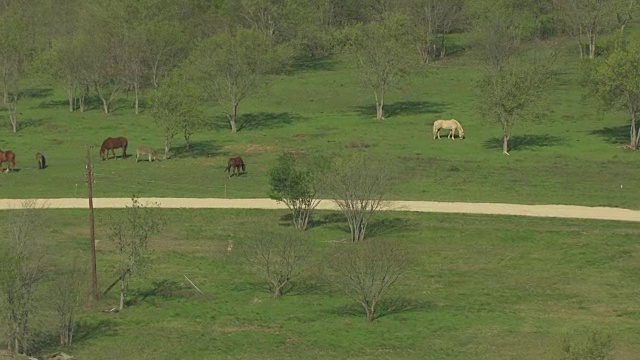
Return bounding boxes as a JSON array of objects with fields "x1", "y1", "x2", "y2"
[{"x1": 86, "y1": 145, "x2": 98, "y2": 300}]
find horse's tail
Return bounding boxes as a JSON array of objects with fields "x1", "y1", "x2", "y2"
[
  {"x1": 225, "y1": 163, "x2": 231, "y2": 173},
  {"x1": 41, "y1": 155, "x2": 46, "y2": 169}
]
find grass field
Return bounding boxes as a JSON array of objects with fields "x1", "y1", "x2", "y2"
[
  {"x1": 4, "y1": 208, "x2": 639, "y2": 359},
  {"x1": 0, "y1": 34, "x2": 639, "y2": 208}
]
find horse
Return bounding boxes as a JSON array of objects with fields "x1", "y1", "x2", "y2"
[
  {"x1": 135, "y1": 146, "x2": 158, "y2": 163},
  {"x1": 433, "y1": 119, "x2": 465, "y2": 140},
  {"x1": 226, "y1": 156, "x2": 246, "y2": 177},
  {"x1": 100, "y1": 137, "x2": 128, "y2": 160},
  {"x1": 0, "y1": 150, "x2": 16, "y2": 172},
  {"x1": 35, "y1": 152, "x2": 46, "y2": 169}
]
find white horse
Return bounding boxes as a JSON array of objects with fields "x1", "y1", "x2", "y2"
[{"x1": 433, "y1": 119, "x2": 465, "y2": 140}]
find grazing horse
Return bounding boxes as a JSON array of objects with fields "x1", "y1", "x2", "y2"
[
  {"x1": 433, "y1": 119, "x2": 465, "y2": 140},
  {"x1": 226, "y1": 156, "x2": 246, "y2": 177},
  {"x1": 0, "y1": 150, "x2": 16, "y2": 172},
  {"x1": 135, "y1": 146, "x2": 158, "y2": 163},
  {"x1": 100, "y1": 137, "x2": 128, "y2": 160},
  {"x1": 36, "y1": 152, "x2": 46, "y2": 169}
]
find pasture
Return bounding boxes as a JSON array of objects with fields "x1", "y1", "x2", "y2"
[
  {"x1": 4, "y1": 208, "x2": 639, "y2": 359},
  {"x1": 0, "y1": 37, "x2": 638, "y2": 208}
]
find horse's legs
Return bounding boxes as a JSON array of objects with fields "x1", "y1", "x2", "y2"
[{"x1": 111, "y1": 149, "x2": 116, "y2": 160}]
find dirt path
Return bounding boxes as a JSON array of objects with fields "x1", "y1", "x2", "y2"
[{"x1": 0, "y1": 197, "x2": 639, "y2": 222}]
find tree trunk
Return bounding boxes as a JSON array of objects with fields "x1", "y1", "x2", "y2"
[
  {"x1": 588, "y1": 29, "x2": 596, "y2": 59},
  {"x1": 578, "y1": 27, "x2": 585, "y2": 59},
  {"x1": 366, "y1": 307, "x2": 374, "y2": 322},
  {"x1": 134, "y1": 81, "x2": 139, "y2": 115},
  {"x1": 66, "y1": 88, "x2": 74, "y2": 112},
  {"x1": 230, "y1": 101, "x2": 238, "y2": 133},
  {"x1": 102, "y1": 97, "x2": 109, "y2": 114},
  {"x1": 2, "y1": 86, "x2": 7, "y2": 104},
  {"x1": 502, "y1": 134, "x2": 510, "y2": 155},
  {"x1": 440, "y1": 33, "x2": 447, "y2": 58},
  {"x1": 164, "y1": 137, "x2": 171, "y2": 160},
  {"x1": 119, "y1": 275, "x2": 125, "y2": 311}
]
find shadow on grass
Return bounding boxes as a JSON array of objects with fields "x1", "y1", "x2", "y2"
[
  {"x1": 285, "y1": 56, "x2": 336, "y2": 74},
  {"x1": 172, "y1": 140, "x2": 227, "y2": 158},
  {"x1": 22, "y1": 87, "x2": 53, "y2": 98},
  {"x1": 329, "y1": 297, "x2": 434, "y2": 320},
  {"x1": 309, "y1": 212, "x2": 346, "y2": 230},
  {"x1": 239, "y1": 112, "x2": 305, "y2": 131},
  {"x1": 483, "y1": 134, "x2": 566, "y2": 151},
  {"x1": 375, "y1": 297, "x2": 437, "y2": 319},
  {"x1": 355, "y1": 100, "x2": 447, "y2": 118},
  {"x1": 367, "y1": 217, "x2": 415, "y2": 238},
  {"x1": 17, "y1": 117, "x2": 48, "y2": 131},
  {"x1": 74, "y1": 319, "x2": 118, "y2": 343},
  {"x1": 590, "y1": 125, "x2": 631, "y2": 145}
]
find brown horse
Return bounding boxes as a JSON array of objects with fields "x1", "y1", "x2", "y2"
[
  {"x1": 0, "y1": 150, "x2": 16, "y2": 172},
  {"x1": 226, "y1": 156, "x2": 246, "y2": 177},
  {"x1": 100, "y1": 137, "x2": 128, "y2": 160}
]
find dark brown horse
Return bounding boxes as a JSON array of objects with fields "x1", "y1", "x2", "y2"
[
  {"x1": 226, "y1": 156, "x2": 246, "y2": 177},
  {"x1": 36, "y1": 152, "x2": 46, "y2": 169},
  {"x1": 100, "y1": 137, "x2": 128, "y2": 160},
  {"x1": 0, "y1": 150, "x2": 16, "y2": 172}
]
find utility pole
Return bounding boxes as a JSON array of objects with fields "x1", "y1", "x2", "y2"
[{"x1": 86, "y1": 144, "x2": 98, "y2": 300}]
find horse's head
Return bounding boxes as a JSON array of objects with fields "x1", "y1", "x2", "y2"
[
  {"x1": 459, "y1": 129, "x2": 465, "y2": 139},
  {"x1": 241, "y1": 163, "x2": 246, "y2": 172},
  {"x1": 99, "y1": 148, "x2": 106, "y2": 160}
]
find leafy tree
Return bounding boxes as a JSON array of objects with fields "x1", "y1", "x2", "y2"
[
  {"x1": 238, "y1": 231, "x2": 312, "y2": 298},
  {"x1": 191, "y1": 28, "x2": 292, "y2": 133},
  {"x1": 477, "y1": 58, "x2": 554, "y2": 155},
  {"x1": 348, "y1": 13, "x2": 415, "y2": 120},
  {"x1": 0, "y1": 1, "x2": 49, "y2": 131},
  {"x1": 589, "y1": 39, "x2": 640, "y2": 149},
  {"x1": 323, "y1": 155, "x2": 393, "y2": 242},
  {"x1": 269, "y1": 153, "x2": 323, "y2": 231},
  {"x1": 474, "y1": 8, "x2": 555, "y2": 155},
  {"x1": 0, "y1": 201, "x2": 46, "y2": 355},
  {"x1": 323, "y1": 239, "x2": 407, "y2": 322},
  {"x1": 409, "y1": 0, "x2": 466, "y2": 63},
  {"x1": 151, "y1": 71, "x2": 204, "y2": 159},
  {"x1": 108, "y1": 197, "x2": 165, "y2": 311},
  {"x1": 553, "y1": 0, "x2": 632, "y2": 59}
]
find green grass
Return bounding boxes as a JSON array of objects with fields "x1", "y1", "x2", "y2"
[
  {"x1": 0, "y1": 34, "x2": 639, "y2": 207},
  {"x1": 5, "y1": 208, "x2": 640, "y2": 359}
]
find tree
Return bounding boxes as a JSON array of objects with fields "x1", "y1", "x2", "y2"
[
  {"x1": 589, "y1": 39, "x2": 640, "y2": 149},
  {"x1": 238, "y1": 231, "x2": 312, "y2": 298},
  {"x1": 477, "y1": 58, "x2": 554, "y2": 155},
  {"x1": 269, "y1": 153, "x2": 323, "y2": 231},
  {"x1": 108, "y1": 197, "x2": 164, "y2": 311},
  {"x1": 409, "y1": 0, "x2": 465, "y2": 63},
  {"x1": 0, "y1": 1, "x2": 48, "y2": 132},
  {"x1": 52, "y1": 259, "x2": 87, "y2": 347},
  {"x1": 348, "y1": 13, "x2": 415, "y2": 120},
  {"x1": 190, "y1": 28, "x2": 292, "y2": 133},
  {"x1": 323, "y1": 239, "x2": 407, "y2": 322},
  {"x1": 0, "y1": 201, "x2": 46, "y2": 355},
  {"x1": 474, "y1": 9, "x2": 554, "y2": 155},
  {"x1": 323, "y1": 155, "x2": 393, "y2": 242},
  {"x1": 553, "y1": 0, "x2": 631, "y2": 59},
  {"x1": 151, "y1": 71, "x2": 204, "y2": 159}
]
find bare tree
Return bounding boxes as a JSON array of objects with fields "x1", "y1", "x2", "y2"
[
  {"x1": 323, "y1": 239, "x2": 407, "y2": 322},
  {"x1": 108, "y1": 197, "x2": 165, "y2": 311},
  {"x1": 238, "y1": 231, "x2": 312, "y2": 298},
  {"x1": 52, "y1": 259, "x2": 87, "y2": 347},
  {"x1": 323, "y1": 155, "x2": 393, "y2": 242},
  {"x1": 0, "y1": 201, "x2": 46, "y2": 355}
]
